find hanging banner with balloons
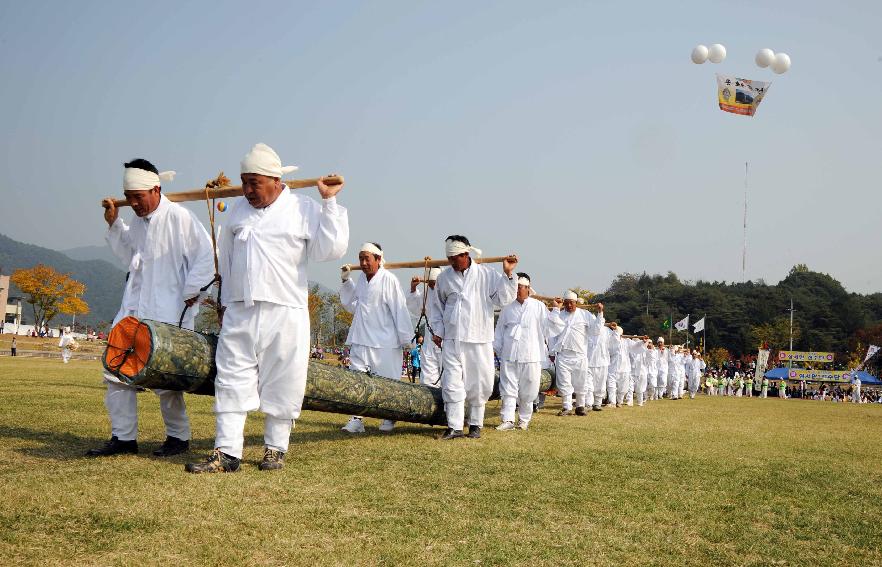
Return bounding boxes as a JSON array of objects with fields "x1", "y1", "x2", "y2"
[{"x1": 715, "y1": 74, "x2": 771, "y2": 117}]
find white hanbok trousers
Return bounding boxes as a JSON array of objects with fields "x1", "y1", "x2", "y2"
[
  {"x1": 213, "y1": 301, "x2": 309, "y2": 459},
  {"x1": 656, "y1": 370, "x2": 667, "y2": 399},
  {"x1": 613, "y1": 371, "x2": 629, "y2": 405},
  {"x1": 347, "y1": 343, "x2": 402, "y2": 425},
  {"x1": 635, "y1": 370, "x2": 648, "y2": 405},
  {"x1": 587, "y1": 365, "x2": 608, "y2": 407},
  {"x1": 441, "y1": 340, "x2": 494, "y2": 429},
  {"x1": 420, "y1": 340, "x2": 442, "y2": 388},
  {"x1": 349, "y1": 344, "x2": 402, "y2": 379},
  {"x1": 555, "y1": 353, "x2": 588, "y2": 410},
  {"x1": 852, "y1": 385, "x2": 861, "y2": 403},
  {"x1": 688, "y1": 374, "x2": 700, "y2": 397},
  {"x1": 62, "y1": 348, "x2": 71, "y2": 363},
  {"x1": 499, "y1": 360, "x2": 541, "y2": 425},
  {"x1": 103, "y1": 380, "x2": 190, "y2": 442}
]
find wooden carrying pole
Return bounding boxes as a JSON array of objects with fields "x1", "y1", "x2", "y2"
[
  {"x1": 103, "y1": 175, "x2": 344, "y2": 209},
  {"x1": 531, "y1": 294, "x2": 600, "y2": 310},
  {"x1": 346, "y1": 255, "x2": 516, "y2": 271}
]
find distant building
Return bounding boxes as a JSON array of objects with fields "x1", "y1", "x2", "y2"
[{"x1": 0, "y1": 274, "x2": 24, "y2": 331}]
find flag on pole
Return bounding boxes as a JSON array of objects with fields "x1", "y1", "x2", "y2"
[
  {"x1": 674, "y1": 315, "x2": 689, "y2": 331},
  {"x1": 864, "y1": 345, "x2": 880, "y2": 363},
  {"x1": 661, "y1": 317, "x2": 672, "y2": 330},
  {"x1": 692, "y1": 317, "x2": 705, "y2": 333}
]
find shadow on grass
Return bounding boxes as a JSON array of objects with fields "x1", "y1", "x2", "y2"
[{"x1": 0, "y1": 420, "x2": 442, "y2": 463}]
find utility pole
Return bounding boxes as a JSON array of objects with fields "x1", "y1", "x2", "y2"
[
  {"x1": 646, "y1": 290, "x2": 650, "y2": 316},
  {"x1": 788, "y1": 297, "x2": 794, "y2": 351}
]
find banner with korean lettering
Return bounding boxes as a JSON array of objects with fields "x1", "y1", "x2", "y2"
[
  {"x1": 787, "y1": 369, "x2": 853, "y2": 383},
  {"x1": 754, "y1": 349, "x2": 770, "y2": 390},
  {"x1": 716, "y1": 74, "x2": 771, "y2": 117},
  {"x1": 777, "y1": 351, "x2": 835, "y2": 363}
]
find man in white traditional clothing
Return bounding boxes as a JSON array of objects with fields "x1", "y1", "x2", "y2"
[
  {"x1": 645, "y1": 341, "x2": 659, "y2": 402},
  {"x1": 585, "y1": 303, "x2": 608, "y2": 411},
  {"x1": 629, "y1": 338, "x2": 651, "y2": 407},
  {"x1": 548, "y1": 291, "x2": 602, "y2": 416},
  {"x1": 430, "y1": 235, "x2": 517, "y2": 439},
  {"x1": 667, "y1": 346, "x2": 682, "y2": 400},
  {"x1": 58, "y1": 327, "x2": 75, "y2": 364},
  {"x1": 339, "y1": 242, "x2": 413, "y2": 433},
  {"x1": 688, "y1": 351, "x2": 706, "y2": 399},
  {"x1": 606, "y1": 324, "x2": 632, "y2": 407},
  {"x1": 655, "y1": 338, "x2": 668, "y2": 400},
  {"x1": 851, "y1": 373, "x2": 862, "y2": 403},
  {"x1": 493, "y1": 274, "x2": 563, "y2": 430},
  {"x1": 90, "y1": 159, "x2": 215, "y2": 458},
  {"x1": 186, "y1": 143, "x2": 347, "y2": 473},
  {"x1": 407, "y1": 268, "x2": 443, "y2": 388},
  {"x1": 680, "y1": 349, "x2": 693, "y2": 399}
]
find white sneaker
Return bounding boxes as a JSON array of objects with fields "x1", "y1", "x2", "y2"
[
  {"x1": 627, "y1": 399, "x2": 634, "y2": 407},
  {"x1": 517, "y1": 421, "x2": 529, "y2": 431},
  {"x1": 496, "y1": 421, "x2": 516, "y2": 431},
  {"x1": 341, "y1": 417, "x2": 365, "y2": 433},
  {"x1": 378, "y1": 419, "x2": 395, "y2": 432}
]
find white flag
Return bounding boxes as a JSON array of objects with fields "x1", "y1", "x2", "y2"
[
  {"x1": 674, "y1": 315, "x2": 689, "y2": 331},
  {"x1": 864, "y1": 345, "x2": 881, "y2": 363},
  {"x1": 692, "y1": 317, "x2": 705, "y2": 333}
]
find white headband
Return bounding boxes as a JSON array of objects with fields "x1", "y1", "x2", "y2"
[
  {"x1": 360, "y1": 242, "x2": 383, "y2": 257},
  {"x1": 517, "y1": 277, "x2": 531, "y2": 287},
  {"x1": 563, "y1": 290, "x2": 577, "y2": 301},
  {"x1": 360, "y1": 242, "x2": 384, "y2": 267},
  {"x1": 240, "y1": 143, "x2": 299, "y2": 178},
  {"x1": 445, "y1": 239, "x2": 482, "y2": 258},
  {"x1": 615, "y1": 326, "x2": 624, "y2": 336},
  {"x1": 428, "y1": 267, "x2": 441, "y2": 281},
  {"x1": 123, "y1": 168, "x2": 176, "y2": 191}
]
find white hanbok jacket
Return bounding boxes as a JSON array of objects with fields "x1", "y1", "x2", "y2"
[
  {"x1": 106, "y1": 194, "x2": 215, "y2": 328},
  {"x1": 218, "y1": 191, "x2": 348, "y2": 308},
  {"x1": 431, "y1": 262, "x2": 516, "y2": 343},
  {"x1": 341, "y1": 268, "x2": 413, "y2": 349},
  {"x1": 493, "y1": 298, "x2": 563, "y2": 363}
]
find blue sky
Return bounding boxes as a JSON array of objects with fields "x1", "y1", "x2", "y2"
[{"x1": 1, "y1": 1, "x2": 880, "y2": 294}]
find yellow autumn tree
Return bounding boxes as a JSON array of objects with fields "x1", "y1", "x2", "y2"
[{"x1": 10, "y1": 264, "x2": 89, "y2": 327}]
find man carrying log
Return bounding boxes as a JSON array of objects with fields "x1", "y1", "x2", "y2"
[
  {"x1": 493, "y1": 274, "x2": 563, "y2": 430},
  {"x1": 186, "y1": 143, "x2": 348, "y2": 473},
  {"x1": 548, "y1": 291, "x2": 602, "y2": 416},
  {"x1": 90, "y1": 159, "x2": 215, "y2": 458},
  {"x1": 407, "y1": 267, "x2": 443, "y2": 388},
  {"x1": 338, "y1": 242, "x2": 413, "y2": 433},
  {"x1": 430, "y1": 236, "x2": 517, "y2": 440}
]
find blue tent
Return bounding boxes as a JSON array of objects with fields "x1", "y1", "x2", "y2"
[{"x1": 764, "y1": 367, "x2": 881, "y2": 385}]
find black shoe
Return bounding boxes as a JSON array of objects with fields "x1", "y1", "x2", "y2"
[
  {"x1": 152, "y1": 436, "x2": 189, "y2": 457},
  {"x1": 439, "y1": 428, "x2": 464, "y2": 440},
  {"x1": 86, "y1": 436, "x2": 137, "y2": 457},
  {"x1": 466, "y1": 425, "x2": 482, "y2": 439},
  {"x1": 258, "y1": 447, "x2": 285, "y2": 471},
  {"x1": 557, "y1": 409, "x2": 572, "y2": 416},
  {"x1": 592, "y1": 405, "x2": 602, "y2": 412},
  {"x1": 185, "y1": 449, "x2": 240, "y2": 474},
  {"x1": 575, "y1": 406, "x2": 587, "y2": 416}
]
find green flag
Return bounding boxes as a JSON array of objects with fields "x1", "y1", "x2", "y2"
[{"x1": 661, "y1": 317, "x2": 671, "y2": 330}]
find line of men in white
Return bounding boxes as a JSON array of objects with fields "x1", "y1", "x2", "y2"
[
  {"x1": 335, "y1": 240, "x2": 707, "y2": 439},
  {"x1": 85, "y1": 143, "x2": 705, "y2": 472}
]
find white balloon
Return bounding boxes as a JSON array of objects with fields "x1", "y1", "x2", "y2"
[
  {"x1": 755, "y1": 48, "x2": 775, "y2": 68},
  {"x1": 771, "y1": 52, "x2": 791, "y2": 74},
  {"x1": 708, "y1": 43, "x2": 727, "y2": 63},
  {"x1": 691, "y1": 44, "x2": 708, "y2": 64}
]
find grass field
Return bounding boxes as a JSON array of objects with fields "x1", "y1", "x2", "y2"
[{"x1": 1, "y1": 357, "x2": 880, "y2": 566}]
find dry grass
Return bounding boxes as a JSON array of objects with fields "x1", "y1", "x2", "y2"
[{"x1": 0, "y1": 357, "x2": 880, "y2": 566}]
